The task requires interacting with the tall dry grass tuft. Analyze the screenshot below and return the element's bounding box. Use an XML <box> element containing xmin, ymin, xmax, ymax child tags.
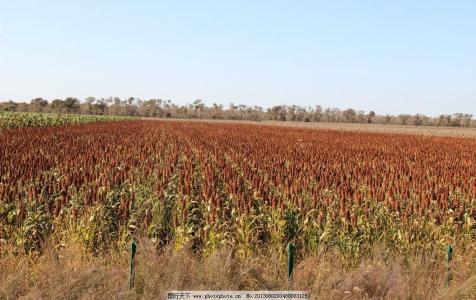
<box><xmin>2</xmin><ymin>238</ymin><xmax>476</xmax><ymax>299</ymax></box>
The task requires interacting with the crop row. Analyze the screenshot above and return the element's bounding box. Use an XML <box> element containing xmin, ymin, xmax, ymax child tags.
<box><xmin>0</xmin><ymin>111</ymin><xmax>136</xmax><ymax>129</ymax></box>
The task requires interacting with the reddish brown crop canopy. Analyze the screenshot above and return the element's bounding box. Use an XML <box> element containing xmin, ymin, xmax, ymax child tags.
<box><xmin>1</xmin><ymin>120</ymin><xmax>475</xmax><ymax>229</ymax></box>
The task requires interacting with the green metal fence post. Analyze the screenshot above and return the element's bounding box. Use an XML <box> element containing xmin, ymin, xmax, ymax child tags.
<box><xmin>130</xmin><ymin>240</ymin><xmax>137</xmax><ymax>289</ymax></box>
<box><xmin>287</xmin><ymin>242</ymin><xmax>295</xmax><ymax>289</ymax></box>
<box><xmin>446</xmin><ymin>245</ymin><xmax>453</xmax><ymax>287</ymax></box>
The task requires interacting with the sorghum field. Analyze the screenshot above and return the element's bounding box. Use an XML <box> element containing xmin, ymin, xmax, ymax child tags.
<box><xmin>2</xmin><ymin>119</ymin><xmax>476</xmax><ymax>299</ymax></box>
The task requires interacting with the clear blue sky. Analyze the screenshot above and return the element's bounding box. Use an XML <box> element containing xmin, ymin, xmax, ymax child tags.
<box><xmin>1</xmin><ymin>0</ymin><xmax>475</xmax><ymax>116</ymax></box>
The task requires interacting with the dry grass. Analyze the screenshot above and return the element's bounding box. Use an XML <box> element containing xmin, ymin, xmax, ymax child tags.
<box><xmin>146</xmin><ymin>118</ymin><xmax>476</xmax><ymax>138</ymax></box>
<box><xmin>2</xmin><ymin>240</ymin><xmax>476</xmax><ymax>299</ymax></box>
<box><xmin>261</xmin><ymin>121</ymin><xmax>476</xmax><ymax>138</ymax></box>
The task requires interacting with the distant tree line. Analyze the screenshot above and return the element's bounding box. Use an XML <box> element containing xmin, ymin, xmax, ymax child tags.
<box><xmin>0</xmin><ymin>97</ymin><xmax>474</xmax><ymax>128</ymax></box>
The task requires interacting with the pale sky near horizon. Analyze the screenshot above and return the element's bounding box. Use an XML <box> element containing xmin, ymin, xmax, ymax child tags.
<box><xmin>0</xmin><ymin>1</ymin><xmax>475</xmax><ymax>116</ymax></box>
